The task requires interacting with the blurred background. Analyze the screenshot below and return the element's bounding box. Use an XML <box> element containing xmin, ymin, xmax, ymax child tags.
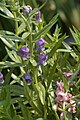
<box><xmin>0</xmin><ymin>0</ymin><xmax>80</xmax><ymax>35</ymax></box>
<box><xmin>32</xmin><ymin>0</ymin><xmax>80</xmax><ymax>35</ymax></box>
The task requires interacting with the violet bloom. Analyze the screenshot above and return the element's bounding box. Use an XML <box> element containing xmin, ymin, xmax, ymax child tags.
<box><xmin>37</xmin><ymin>53</ymin><xmax>48</xmax><ymax>65</ymax></box>
<box><xmin>36</xmin><ymin>38</ymin><xmax>46</xmax><ymax>47</ymax></box>
<box><xmin>35</xmin><ymin>46</ymin><xmax>45</xmax><ymax>52</ymax></box>
<box><xmin>35</xmin><ymin>11</ymin><xmax>41</xmax><ymax>23</ymax></box>
<box><xmin>17</xmin><ymin>47</ymin><xmax>31</xmax><ymax>58</ymax></box>
<box><xmin>35</xmin><ymin>38</ymin><xmax>46</xmax><ymax>52</ymax></box>
<box><xmin>23</xmin><ymin>5</ymin><xmax>32</xmax><ymax>14</ymax></box>
<box><xmin>0</xmin><ymin>72</ymin><xmax>4</xmax><ymax>85</ymax></box>
<box><xmin>23</xmin><ymin>74</ymin><xmax>32</xmax><ymax>85</ymax></box>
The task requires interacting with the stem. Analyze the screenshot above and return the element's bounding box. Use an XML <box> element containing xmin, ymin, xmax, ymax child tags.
<box><xmin>18</xmin><ymin>12</ymin><xmax>33</xmax><ymax>54</ymax></box>
<box><xmin>13</xmin><ymin>12</ymin><xmax>18</xmax><ymax>49</ymax></box>
<box><xmin>29</xmin><ymin>30</ymin><xmax>33</xmax><ymax>54</ymax></box>
<box><xmin>18</xmin><ymin>12</ymin><xmax>31</xmax><ymax>32</ymax></box>
<box><xmin>13</xmin><ymin>12</ymin><xmax>18</xmax><ymax>35</ymax></box>
<box><xmin>33</xmin><ymin>67</ymin><xmax>37</xmax><ymax>84</ymax></box>
<box><xmin>31</xmin><ymin>0</ymin><xmax>38</xmax><ymax>7</ymax></box>
<box><xmin>54</xmin><ymin>111</ymin><xmax>60</xmax><ymax>120</ymax></box>
<box><xmin>43</xmin><ymin>102</ymin><xmax>47</xmax><ymax>120</ymax></box>
<box><xmin>64</xmin><ymin>112</ymin><xmax>68</xmax><ymax>120</ymax></box>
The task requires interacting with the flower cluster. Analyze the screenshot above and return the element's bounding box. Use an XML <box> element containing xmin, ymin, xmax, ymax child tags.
<box><xmin>22</xmin><ymin>5</ymin><xmax>41</xmax><ymax>23</ymax></box>
<box><xmin>35</xmin><ymin>38</ymin><xmax>46</xmax><ymax>52</ymax></box>
<box><xmin>56</xmin><ymin>81</ymin><xmax>76</xmax><ymax>116</ymax></box>
<box><xmin>35</xmin><ymin>38</ymin><xmax>48</xmax><ymax>65</ymax></box>
<box><xmin>0</xmin><ymin>72</ymin><xmax>4</xmax><ymax>85</ymax></box>
<box><xmin>17</xmin><ymin>47</ymin><xmax>31</xmax><ymax>59</ymax></box>
<box><xmin>37</xmin><ymin>52</ymin><xmax>48</xmax><ymax>65</ymax></box>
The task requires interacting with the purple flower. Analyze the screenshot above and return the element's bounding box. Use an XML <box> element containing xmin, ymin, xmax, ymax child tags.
<box><xmin>35</xmin><ymin>38</ymin><xmax>46</xmax><ymax>52</ymax></box>
<box><xmin>35</xmin><ymin>45</ymin><xmax>45</xmax><ymax>52</ymax></box>
<box><xmin>36</xmin><ymin>38</ymin><xmax>46</xmax><ymax>47</ymax></box>
<box><xmin>23</xmin><ymin>5</ymin><xmax>32</xmax><ymax>14</ymax></box>
<box><xmin>37</xmin><ymin>53</ymin><xmax>48</xmax><ymax>65</ymax></box>
<box><xmin>17</xmin><ymin>47</ymin><xmax>31</xmax><ymax>58</ymax></box>
<box><xmin>35</xmin><ymin>11</ymin><xmax>41</xmax><ymax>23</ymax></box>
<box><xmin>23</xmin><ymin>74</ymin><xmax>32</xmax><ymax>85</ymax></box>
<box><xmin>0</xmin><ymin>72</ymin><xmax>4</xmax><ymax>85</ymax></box>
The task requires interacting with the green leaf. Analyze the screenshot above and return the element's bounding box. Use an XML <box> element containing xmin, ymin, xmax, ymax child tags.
<box><xmin>33</xmin><ymin>14</ymin><xmax>58</xmax><ymax>40</ymax></box>
<box><xmin>19</xmin><ymin>101</ymin><xmax>32</xmax><ymax>120</ymax></box>
<box><xmin>0</xmin><ymin>61</ymin><xmax>24</xmax><ymax>68</ymax></box>
<box><xmin>2</xmin><ymin>34</ymin><xmax>22</xmax><ymax>42</ymax></box>
<box><xmin>70</xmin><ymin>27</ymin><xmax>80</xmax><ymax>44</ymax></box>
<box><xmin>18</xmin><ymin>22</ymin><xmax>26</xmax><ymax>35</ymax></box>
<box><xmin>4</xmin><ymin>89</ymin><xmax>11</xmax><ymax>109</ymax></box>
<box><xmin>0</xmin><ymin>36</ymin><xmax>15</xmax><ymax>50</ymax></box>
<box><xmin>69</xmin><ymin>67</ymin><xmax>80</xmax><ymax>82</ymax></box>
<box><xmin>36</xmin><ymin>118</ymin><xmax>43</xmax><ymax>120</ymax></box>
<box><xmin>9</xmin><ymin>105</ymin><xmax>16</xmax><ymax>119</ymax></box>
<box><xmin>0</xmin><ymin>6</ymin><xmax>14</xmax><ymax>18</ymax></box>
<box><xmin>23</xmin><ymin>80</ymin><xmax>42</xmax><ymax>114</ymax></box>
<box><xmin>5</xmin><ymin>47</ymin><xmax>21</xmax><ymax>62</ymax></box>
<box><xmin>9</xmin><ymin>85</ymin><xmax>24</xmax><ymax>96</ymax></box>
<box><xmin>47</xmin><ymin>59</ymin><xmax>58</xmax><ymax>90</ymax></box>
<box><xmin>57</xmin><ymin>49</ymin><xmax>71</xmax><ymax>52</ymax></box>
<box><xmin>35</xmin><ymin>82</ymin><xmax>45</xmax><ymax>105</ymax></box>
<box><xmin>62</xmin><ymin>41</ymin><xmax>79</xmax><ymax>61</ymax></box>
<box><xmin>49</xmin><ymin>34</ymin><xmax>66</xmax><ymax>58</ymax></box>
<box><xmin>0</xmin><ymin>30</ymin><xmax>22</xmax><ymax>42</ymax></box>
<box><xmin>22</xmin><ymin>32</ymin><xmax>30</xmax><ymax>39</ymax></box>
<box><xmin>66</xmin><ymin>112</ymin><xmax>72</xmax><ymax>120</ymax></box>
<box><xmin>13</xmin><ymin>115</ymin><xmax>24</xmax><ymax>120</ymax></box>
<box><xmin>4</xmin><ymin>68</ymin><xmax>14</xmax><ymax>85</ymax></box>
<box><xmin>0</xmin><ymin>97</ymin><xmax>24</xmax><ymax>106</ymax></box>
<box><xmin>5</xmin><ymin>48</ymin><xmax>17</xmax><ymax>62</ymax></box>
<box><xmin>29</xmin><ymin>57</ymin><xmax>37</xmax><ymax>66</ymax></box>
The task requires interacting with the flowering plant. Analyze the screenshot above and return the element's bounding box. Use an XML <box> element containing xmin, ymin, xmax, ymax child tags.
<box><xmin>0</xmin><ymin>0</ymin><xmax>80</xmax><ymax>120</ymax></box>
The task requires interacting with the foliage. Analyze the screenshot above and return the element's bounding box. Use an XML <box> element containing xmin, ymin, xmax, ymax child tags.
<box><xmin>0</xmin><ymin>0</ymin><xmax>80</xmax><ymax>120</ymax></box>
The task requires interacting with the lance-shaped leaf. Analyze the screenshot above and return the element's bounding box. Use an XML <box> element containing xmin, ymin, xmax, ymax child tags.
<box><xmin>33</xmin><ymin>14</ymin><xmax>58</xmax><ymax>41</ymax></box>
<box><xmin>35</xmin><ymin>82</ymin><xmax>45</xmax><ymax>105</ymax></box>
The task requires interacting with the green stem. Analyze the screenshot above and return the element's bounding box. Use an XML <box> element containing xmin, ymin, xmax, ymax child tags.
<box><xmin>30</xmin><ymin>30</ymin><xmax>33</xmax><ymax>54</ymax></box>
<box><xmin>18</xmin><ymin>12</ymin><xmax>31</xmax><ymax>32</ymax></box>
<box><xmin>31</xmin><ymin>0</ymin><xmax>38</xmax><ymax>7</ymax></box>
<box><xmin>13</xmin><ymin>12</ymin><xmax>18</xmax><ymax>35</ymax></box>
<box><xmin>13</xmin><ymin>12</ymin><xmax>18</xmax><ymax>49</ymax></box>
<box><xmin>18</xmin><ymin>12</ymin><xmax>33</xmax><ymax>54</ymax></box>
<box><xmin>43</xmin><ymin>102</ymin><xmax>47</xmax><ymax>120</ymax></box>
<box><xmin>64</xmin><ymin>112</ymin><xmax>68</xmax><ymax>120</ymax></box>
<box><xmin>33</xmin><ymin>67</ymin><xmax>37</xmax><ymax>84</ymax></box>
<box><xmin>54</xmin><ymin>111</ymin><xmax>60</xmax><ymax>120</ymax></box>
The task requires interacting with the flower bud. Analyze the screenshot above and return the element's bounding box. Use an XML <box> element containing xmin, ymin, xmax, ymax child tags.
<box><xmin>35</xmin><ymin>11</ymin><xmax>41</xmax><ymax>23</ymax></box>
<box><xmin>23</xmin><ymin>74</ymin><xmax>32</xmax><ymax>85</ymax></box>
<box><xmin>52</xmin><ymin>104</ymin><xmax>57</xmax><ymax>111</ymax></box>
<box><xmin>23</xmin><ymin>5</ymin><xmax>32</xmax><ymax>14</ymax></box>
<box><xmin>0</xmin><ymin>72</ymin><xmax>4</xmax><ymax>85</ymax></box>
